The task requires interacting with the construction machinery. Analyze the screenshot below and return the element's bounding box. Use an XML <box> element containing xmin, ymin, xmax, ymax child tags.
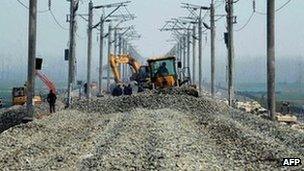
<box><xmin>109</xmin><ymin>54</ymin><xmax>192</xmax><ymax>90</ymax></box>
<box><xmin>147</xmin><ymin>56</ymin><xmax>178</xmax><ymax>88</ymax></box>
<box><xmin>12</xmin><ymin>87</ymin><xmax>27</xmax><ymax>105</ymax></box>
<box><xmin>12</xmin><ymin>71</ymin><xmax>56</xmax><ymax>106</ymax></box>
<box><xmin>109</xmin><ymin>54</ymin><xmax>150</xmax><ymax>88</ymax></box>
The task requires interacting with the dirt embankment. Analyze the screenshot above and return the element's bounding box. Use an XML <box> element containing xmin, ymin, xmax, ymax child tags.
<box><xmin>0</xmin><ymin>98</ymin><xmax>65</xmax><ymax>133</ymax></box>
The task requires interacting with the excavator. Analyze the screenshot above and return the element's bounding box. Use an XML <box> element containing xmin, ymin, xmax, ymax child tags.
<box><xmin>109</xmin><ymin>54</ymin><xmax>193</xmax><ymax>90</ymax></box>
<box><xmin>109</xmin><ymin>54</ymin><xmax>151</xmax><ymax>89</ymax></box>
<box><xmin>12</xmin><ymin>70</ymin><xmax>56</xmax><ymax>106</ymax></box>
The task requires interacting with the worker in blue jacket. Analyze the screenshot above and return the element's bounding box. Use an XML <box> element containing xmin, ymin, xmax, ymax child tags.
<box><xmin>112</xmin><ymin>85</ymin><xmax>123</xmax><ymax>96</ymax></box>
<box><xmin>123</xmin><ymin>84</ymin><xmax>133</xmax><ymax>95</ymax></box>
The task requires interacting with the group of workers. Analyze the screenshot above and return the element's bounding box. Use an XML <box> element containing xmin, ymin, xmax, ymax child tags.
<box><xmin>112</xmin><ymin>84</ymin><xmax>133</xmax><ymax>96</ymax></box>
<box><xmin>45</xmin><ymin>62</ymin><xmax>169</xmax><ymax>113</ymax></box>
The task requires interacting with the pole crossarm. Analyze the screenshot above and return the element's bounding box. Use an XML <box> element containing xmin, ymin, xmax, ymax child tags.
<box><xmin>94</xmin><ymin>1</ymin><xmax>131</xmax><ymax>9</ymax></box>
<box><xmin>108</xmin><ymin>14</ymin><xmax>136</xmax><ymax>20</ymax></box>
<box><xmin>120</xmin><ymin>26</ymin><xmax>134</xmax><ymax>36</ymax></box>
<box><xmin>92</xmin><ymin>1</ymin><xmax>133</xmax><ymax>29</ymax></box>
<box><xmin>178</xmin><ymin>17</ymin><xmax>198</xmax><ymax>24</ymax></box>
<box><xmin>181</xmin><ymin>3</ymin><xmax>210</xmax><ymax>10</ymax></box>
<box><xmin>90</xmin><ymin>6</ymin><xmax>121</xmax><ymax>29</ymax></box>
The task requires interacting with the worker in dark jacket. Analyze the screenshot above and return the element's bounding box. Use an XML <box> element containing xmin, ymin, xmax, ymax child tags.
<box><xmin>123</xmin><ymin>84</ymin><xmax>133</xmax><ymax>95</ymax></box>
<box><xmin>156</xmin><ymin>62</ymin><xmax>169</xmax><ymax>77</ymax></box>
<box><xmin>112</xmin><ymin>85</ymin><xmax>123</xmax><ymax>96</ymax></box>
<box><xmin>84</xmin><ymin>83</ymin><xmax>88</xmax><ymax>95</ymax></box>
<box><xmin>47</xmin><ymin>90</ymin><xmax>57</xmax><ymax>113</ymax></box>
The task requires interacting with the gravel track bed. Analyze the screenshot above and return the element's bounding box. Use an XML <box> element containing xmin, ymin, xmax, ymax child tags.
<box><xmin>79</xmin><ymin>108</ymin><xmax>238</xmax><ymax>170</ymax></box>
<box><xmin>0</xmin><ymin>110</ymin><xmax>117</xmax><ymax>170</ymax></box>
<box><xmin>0</xmin><ymin>91</ymin><xmax>303</xmax><ymax>170</ymax></box>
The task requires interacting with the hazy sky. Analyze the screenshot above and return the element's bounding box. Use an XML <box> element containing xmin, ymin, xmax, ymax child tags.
<box><xmin>1</xmin><ymin>0</ymin><xmax>303</xmax><ymax>56</ymax></box>
<box><xmin>0</xmin><ymin>0</ymin><xmax>303</xmax><ymax>84</ymax></box>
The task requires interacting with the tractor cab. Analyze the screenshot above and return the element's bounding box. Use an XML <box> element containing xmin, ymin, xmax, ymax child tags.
<box><xmin>147</xmin><ymin>57</ymin><xmax>178</xmax><ymax>88</ymax></box>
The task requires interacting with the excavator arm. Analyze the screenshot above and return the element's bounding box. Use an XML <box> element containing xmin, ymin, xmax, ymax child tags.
<box><xmin>109</xmin><ymin>54</ymin><xmax>142</xmax><ymax>83</ymax></box>
<box><xmin>35</xmin><ymin>70</ymin><xmax>56</xmax><ymax>94</ymax></box>
<box><xmin>12</xmin><ymin>71</ymin><xmax>56</xmax><ymax>106</ymax></box>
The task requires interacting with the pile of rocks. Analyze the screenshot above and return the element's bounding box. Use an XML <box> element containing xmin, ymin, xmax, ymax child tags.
<box><xmin>0</xmin><ymin>98</ymin><xmax>65</xmax><ymax>133</ymax></box>
<box><xmin>0</xmin><ymin>105</ymin><xmax>27</xmax><ymax>133</ymax></box>
<box><xmin>72</xmin><ymin>93</ymin><xmax>228</xmax><ymax>115</ymax></box>
<box><xmin>234</xmin><ymin>101</ymin><xmax>267</xmax><ymax>115</ymax></box>
<box><xmin>0</xmin><ymin>86</ymin><xmax>303</xmax><ymax>170</ymax></box>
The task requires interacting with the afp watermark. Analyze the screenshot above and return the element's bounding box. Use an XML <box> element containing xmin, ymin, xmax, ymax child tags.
<box><xmin>281</xmin><ymin>158</ymin><xmax>302</xmax><ymax>167</ymax></box>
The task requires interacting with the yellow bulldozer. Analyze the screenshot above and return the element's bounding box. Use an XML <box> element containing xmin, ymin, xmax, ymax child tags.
<box><xmin>12</xmin><ymin>87</ymin><xmax>42</xmax><ymax>106</ymax></box>
<box><xmin>109</xmin><ymin>54</ymin><xmax>193</xmax><ymax>90</ymax></box>
<box><xmin>12</xmin><ymin>71</ymin><xmax>56</xmax><ymax>106</ymax></box>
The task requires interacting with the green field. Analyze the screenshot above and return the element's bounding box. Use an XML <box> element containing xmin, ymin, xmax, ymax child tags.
<box><xmin>238</xmin><ymin>82</ymin><xmax>304</xmax><ymax>102</ymax></box>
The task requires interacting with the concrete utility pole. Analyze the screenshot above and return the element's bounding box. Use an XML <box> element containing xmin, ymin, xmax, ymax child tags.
<box><xmin>192</xmin><ymin>25</ymin><xmax>196</xmax><ymax>84</ymax></box>
<box><xmin>187</xmin><ymin>29</ymin><xmax>191</xmax><ymax>80</ymax></box>
<box><xmin>210</xmin><ymin>0</ymin><xmax>216</xmax><ymax>97</ymax></box>
<box><xmin>107</xmin><ymin>23</ymin><xmax>112</xmax><ymax>92</ymax></box>
<box><xmin>178</xmin><ymin>41</ymin><xmax>181</xmax><ymax>61</ymax></box>
<box><xmin>121</xmin><ymin>36</ymin><xmax>127</xmax><ymax>78</ymax></box>
<box><xmin>86</xmin><ymin>1</ymin><xmax>93</xmax><ymax>99</ymax></box>
<box><xmin>179</xmin><ymin>37</ymin><xmax>182</xmax><ymax>65</ymax></box>
<box><xmin>118</xmin><ymin>34</ymin><xmax>124</xmax><ymax>79</ymax></box>
<box><xmin>179</xmin><ymin>36</ymin><xmax>183</xmax><ymax>80</ymax></box>
<box><xmin>227</xmin><ymin>0</ymin><xmax>235</xmax><ymax>106</ymax></box>
<box><xmin>198</xmin><ymin>17</ymin><xmax>203</xmax><ymax>92</ymax></box>
<box><xmin>183</xmin><ymin>36</ymin><xmax>186</xmax><ymax>70</ymax></box>
<box><xmin>267</xmin><ymin>0</ymin><xmax>276</xmax><ymax>120</ymax></box>
<box><xmin>121</xmin><ymin>38</ymin><xmax>125</xmax><ymax>78</ymax></box>
<box><xmin>67</xmin><ymin>0</ymin><xmax>77</xmax><ymax>107</ymax></box>
<box><xmin>114</xmin><ymin>29</ymin><xmax>118</xmax><ymax>55</ymax></box>
<box><xmin>123</xmin><ymin>39</ymin><xmax>129</xmax><ymax>77</ymax></box>
<box><xmin>113</xmin><ymin>29</ymin><xmax>119</xmax><ymax>79</ymax></box>
<box><xmin>98</xmin><ymin>16</ymin><xmax>104</xmax><ymax>95</ymax></box>
<box><xmin>26</xmin><ymin>0</ymin><xmax>37</xmax><ymax>120</ymax></box>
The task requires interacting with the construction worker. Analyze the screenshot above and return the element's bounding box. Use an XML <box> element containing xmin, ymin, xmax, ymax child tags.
<box><xmin>84</xmin><ymin>83</ymin><xmax>88</xmax><ymax>95</ymax></box>
<box><xmin>156</xmin><ymin>62</ymin><xmax>169</xmax><ymax>86</ymax></box>
<box><xmin>124</xmin><ymin>84</ymin><xmax>133</xmax><ymax>95</ymax></box>
<box><xmin>47</xmin><ymin>90</ymin><xmax>57</xmax><ymax>113</ymax></box>
<box><xmin>281</xmin><ymin>101</ymin><xmax>291</xmax><ymax>115</ymax></box>
<box><xmin>112</xmin><ymin>85</ymin><xmax>123</xmax><ymax>96</ymax></box>
<box><xmin>156</xmin><ymin>62</ymin><xmax>169</xmax><ymax>77</ymax></box>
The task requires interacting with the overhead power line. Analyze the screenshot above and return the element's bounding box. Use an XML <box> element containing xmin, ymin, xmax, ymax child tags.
<box><xmin>16</xmin><ymin>0</ymin><xmax>49</xmax><ymax>13</ymax></box>
<box><xmin>49</xmin><ymin>10</ymin><xmax>69</xmax><ymax>30</ymax></box>
<box><xmin>255</xmin><ymin>0</ymin><xmax>293</xmax><ymax>15</ymax></box>
<box><xmin>235</xmin><ymin>11</ymin><xmax>254</xmax><ymax>32</ymax></box>
<box><xmin>16</xmin><ymin>0</ymin><xmax>68</xmax><ymax>30</ymax></box>
<box><xmin>236</xmin><ymin>0</ymin><xmax>293</xmax><ymax>31</ymax></box>
<box><xmin>275</xmin><ymin>0</ymin><xmax>292</xmax><ymax>12</ymax></box>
